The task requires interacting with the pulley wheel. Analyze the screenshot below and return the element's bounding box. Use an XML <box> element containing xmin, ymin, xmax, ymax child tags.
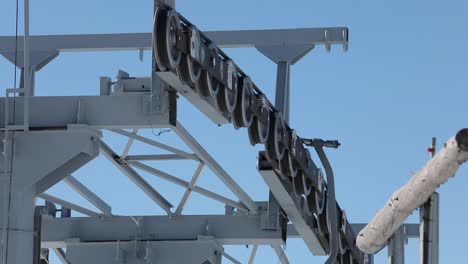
<box><xmin>187</xmin><ymin>56</ymin><xmax>202</xmax><ymax>84</ymax></box>
<box><xmin>264</xmin><ymin>130</ymin><xmax>278</xmax><ymax>168</ymax></box>
<box><xmin>301</xmin><ymin>194</ymin><xmax>313</xmax><ymax>217</ymax></box>
<box><xmin>165</xmin><ymin>9</ymin><xmax>182</xmax><ymax>70</ymax></box>
<box><xmin>306</xmin><ymin>185</ymin><xmax>318</xmax><ymax>213</ymax></box>
<box><xmin>279</xmin><ymin>149</ymin><xmax>293</xmax><ymax>179</ymax></box>
<box><xmin>257</xmin><ymin>95</ymin><xmax>270</xmax><ymax>144</ymax></box>
<box><xmin>301</xmin><ymin>172</ymin><xmax>312</xmax><ymax>196</ymax></box>
<box><xmin>233</xmin><ymin>76</ymin><xmax>254</xmax><ymax>129</ymax></box>
<box><xmin>340</xmin><ymin>210</ymin><xmax>347</xmax><ymax>235</ymax></box>
<box><xmin>248</xmin><ymin>116</ymin><xmax>261</xmax><ymax>146</ymax></box>
<box><xmin>339</xmin><ymin>251</ymin><xmax>353</xmax><ymax>264</ymax></box>
<box><xmin>288</xmin><ymin>131</ymin><xmax>300</xmax><ymax>178</ymax></box>
<box><xmin>316</xmin><ymin>193</ymin><xmax>329</xmax><ymax>237</ymax></box>
<box><xmin>217</xmin><ymin>60</ymin><xmax>238</xmax><ymax>113</ymax></box>
<box><xmin>152</xmin><ymin>6</ymin><xmax>168</xmax><ymax>71</ymax></box>
<box><xmin>187</xmin><ymin>27</ymin><xmax>203</xmax><ymax>85</ymax></box>
<box><xmin>266</xmin><ymin>112</ymin><xmax>286</xmax><ymax>161</ymax></box>
<box><xmin>303</xmin><ymin>148</ymin><xmax>312</xmax><ymax>172</ymax></box>
<box><xmin>176</xmin><ymin>53</ymin><xmax>192</xmax><ymax>86</ymax></box>
<box><xmin>338</xmin><ymin>241</ymin><xmax>348</xmax><ymax>258</ymax></box>
<box><xmin>293</xmin><ymin>170</ymin><xmax>303</xmax><ymax>196</ymax></box>
<box><xmin>314</xmin><ymin>170</ymin><xmax>326</xmax><ymax>214</ymax></box>
<box><xmin>200</xmin><ymin>44</ymin><xmax>220</xmax><ymax>97</ymax></box>
<box><xmin>189</xmin><ymin>26</ymin><xmax>204</xmax><ymax>63</ymax></box>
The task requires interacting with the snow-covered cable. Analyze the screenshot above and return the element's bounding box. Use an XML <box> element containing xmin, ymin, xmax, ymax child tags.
<box><xmin>357</xmin><ymin>129</ymin><xmax>468</xmax><ymax>254</ymax></box>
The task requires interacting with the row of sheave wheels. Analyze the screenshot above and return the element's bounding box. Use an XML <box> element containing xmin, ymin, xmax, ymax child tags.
<box><xmin>152</xmin><ymin>7</ymin><xmax>362</xmax><ymax>263</ymax></box>
<box><xmin>153</xmin><ymin>2</ymin><xmax>330</xmax><ymax>236</ymax></box>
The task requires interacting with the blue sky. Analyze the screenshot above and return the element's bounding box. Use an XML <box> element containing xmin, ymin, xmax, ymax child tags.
<box><xmin>1</xmin><ymin>0</ymin><xmax>467</xmax><ymax>263</ymax></box>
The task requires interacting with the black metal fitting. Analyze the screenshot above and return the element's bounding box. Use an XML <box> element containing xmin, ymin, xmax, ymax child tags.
<box><xmin>456</xmin><ymin>128</ymin><xmax>468</xmax><ymax>152</ymax></box>
<box><xmin>300</xmin><ymin>138</ymin><xmax>341</xmax><ymax>149</ymax></box>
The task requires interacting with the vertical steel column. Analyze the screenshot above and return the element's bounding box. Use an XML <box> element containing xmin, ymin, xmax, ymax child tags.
<box><xmin>420</xmin><ymin>138</ymin><xmax>439</xmax><ymax>264</ymax></box>
<box><xmin>274</xmin><ymin>61</ymin><xmax>291</xmax><ymax>123</ymax></box>
<box><xmin>267</xmin><ymin>61</ymin><xmax>291</xmax><ymax>235</ymax></box>
<box><xmin>1</xmin><ymin>1</ymin><xmax>34</xmax><ymax>257</ymax></box>
<box><xmin>0</xmin><ymin>186</ymin><xmax>36</xmax><ymax>264</ymax></box>
<box><xmin>23</xmin><ymin>0</ymin><xmax>30</xmax><ymax>131</ymax></box>
<box><xmin>388</xmin><ymin>226</ymin><xmax>405</xmax><ymax>264</ymax></box>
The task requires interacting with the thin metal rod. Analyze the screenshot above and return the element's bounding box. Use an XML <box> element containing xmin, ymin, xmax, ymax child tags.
<box><xmin>37</xmin><ymin>193</ymin><xmax>100</xmax><ymax>217</ymax></box>
<box><xmin>63</xmin><ymin>175</ymin><xmax>112</xmax><ymax>216</ymax></box>
<box><xmin>23</xmin><ymin>0</ymin><xmax>30</xmax><ymax>131</ymax></box>
<box><xmin>125</xmin><ymin>154</ymin><xmax>189</xmax><ymax>161</ymax></box>
<box><xmin>271</xmin><ymin>244</ymin><xmax>290</xmax><ymax>264</ymax></box>
<box><xmin>313</xmin><ymin>144</ymin><xmax>339</xmax><ymax>264</ymax></box>
<box><xmin>100</xmin><ymin>141</ymin><xmax>173</xmax><ymax>215</ymax></box>
<box><xmin>121</xmin><ymin>128</ymin><xmax>138</xmax><ymax>159</ymax></box>
<box><xmin>51</xmin><ymin>248</ymin><xmax>69</xmax><ymax>264</ymax></box>
<box><xmin>110</xmin><ymin>129</ymin><xmax>199</xmax><ymax>161</ymax></box>
<box><xmin>420</xmin><ymin>138</ymin><xmax>439</xmax><ymax>264</ymax></box>
<box><xmin>222</xmin><ymin>252</ymin><xmax>242</xmax><ymax>264</ymax></box>
<box><xmin>388</xmin><ymin>226</ymin><xmax>405</xmax><ymax>264</ymax></box>
<box><xmin>173</xmin><ymin>122</ymin><xmax>258</xmax><ymax>214</ymax></box>
<box><xmin>129</xmin><ymin>161</ymin><xmax>248</xmax><ymax>212</ymax></box>
<box><xmin>175</xmin><ymin>162</ymin><xmax>205</xmax><ymax>215</ymax></box>
<box><xmin>248</xmin><ymin>245</ymin><xmax>258</xmax><ymax>264</ymax></box>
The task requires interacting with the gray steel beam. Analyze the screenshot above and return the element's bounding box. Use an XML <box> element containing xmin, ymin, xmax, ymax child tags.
<box><xmin>248</xmin><ymin>245</ymin><xmax>258</xmax><ymax>264</ymax></box>
<box><xmin>121</xmin><ymin>128</ymin><xmax>138</xmax><ymax>159</ymax></box>
<box><xmin>40</xmin><ymin>215</ymin><xmax>284</xmax><ymax>248</ymax></box>
<box><xmin>51</xmin><ymin>248</ymin><xmax>70</xmax><ymax>264</ymax></box>
<box><xmin>222</xmin><ymin>252</ymin><xmax>242</xmax><ymax>264</ymax></box>
<box><xmin>258</xmin><ymin>167</ymin><xmax>325</xmax><ymax>255</ymax></box>
<box><xmin>420</xmin><ymin>193</ymin><xmax>439</xmax><ymax>264</ymax></box>
<box><xmin>271</xmin><ymin>244</ymin><xmax>290</xmax><ymax>264</ymax></box>
<box><xmin>100</xmin><ymin>141</ymin><xmax>173</xmax><ymax>214</ymax></box>
<box><xmin>23</xmin><ymin>0</ymin><xmax>31</xmax><ymax>130</ymax></box>
<box><xmin>274</xmin><ymin>61</ymin><xmax>291</xmax><ymax>122</ymax></box>
<box><xmin>174</xmin><ymin>122</ymin><xmax>258</xmax><ymax>214</ymax></box>
<box><xmin>156</xmin><ymin>71</ymin><xmax>230</xmax><ymax>124</ymax></box>
<box><xmin>63</xmin><ymin>175</ymin><xmax>112</xmax><ymax>216</ymax></box>
<box><xmin>109</xmin><ymin>129</ymin><xmax>198</xmax><ymax>161</ymax></box>
<box><xmin>38</xmin><ymin>193</ymin><xmax>100</xmax><ymax>218</ymax></box>
<box><xmin>388</xmin><ymin>226</ymin><xmax>405</xmax><ymax>264</ymax></box>
<box><xmin>129</xmin><ymin>161</ymin><xmax>248</xmax><ymax>212</ymax></box>
<box><xmin>0</xmin><ymin>28</ymin><xmax>348</xmax><ymax>53</ymax></box>
<box><xmin>125</xmin><ymin>154</ymin><xmax>190</xmax><ymax>161</ymax></box>
<box><xmin>66</xmin><ymin>240</ymin><xmax>222</xmax><ymax>264</ymax></box>
<box><xmin>0</xmin><ymin>95</ymin><xmax>174</xmax><ymax>129</ymax></box>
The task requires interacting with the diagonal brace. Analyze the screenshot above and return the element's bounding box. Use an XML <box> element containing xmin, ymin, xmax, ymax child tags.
<box><xmin>63</xmin><ymin>175</ymin><xmax>112</xmax><ymax>216</ymax></box>
<box><xmin>100</xmin><ymin>140</ymin><xmax>173</xmax><ymax>215</ymax></box>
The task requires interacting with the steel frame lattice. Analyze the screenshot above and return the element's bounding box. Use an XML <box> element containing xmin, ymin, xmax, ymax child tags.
<box><xmin>0</xmin><ymin>0</ymin><xmax>431</xmax><ymax>263</ymax></box>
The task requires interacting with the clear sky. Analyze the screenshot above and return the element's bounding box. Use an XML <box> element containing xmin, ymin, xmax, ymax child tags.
<box><xmin>1</xmin><ymin>0</ymin><xmax>467</xmax><ymax>263</ymax></box>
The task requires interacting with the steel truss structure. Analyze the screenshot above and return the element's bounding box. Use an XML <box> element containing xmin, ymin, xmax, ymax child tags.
<box><xmin>0</xmin><ymin>0</ymin><xmax>432</xmax><ymax>263</ymax></box>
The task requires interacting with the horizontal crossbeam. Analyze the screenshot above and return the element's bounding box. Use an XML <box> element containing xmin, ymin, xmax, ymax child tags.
<box><xmin>41</xmin><ymin>214</ymin><xmax>284</xmax><ymax>248</ymax></box>
<box><xmin>0</xmin><ymin>95</ymin><xmax>175</xmax><ymax>129</ymax></box>
<box><xmin>0</xmin><ymin>28</ymin><xmax>348</xmax><ymax>53</ymax></box>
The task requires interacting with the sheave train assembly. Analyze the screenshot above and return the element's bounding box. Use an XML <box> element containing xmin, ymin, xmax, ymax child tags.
<box><xmin>151</xmin><ymin>3</ymin><xmax>364</xmax><ymax>264</ymax></box>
